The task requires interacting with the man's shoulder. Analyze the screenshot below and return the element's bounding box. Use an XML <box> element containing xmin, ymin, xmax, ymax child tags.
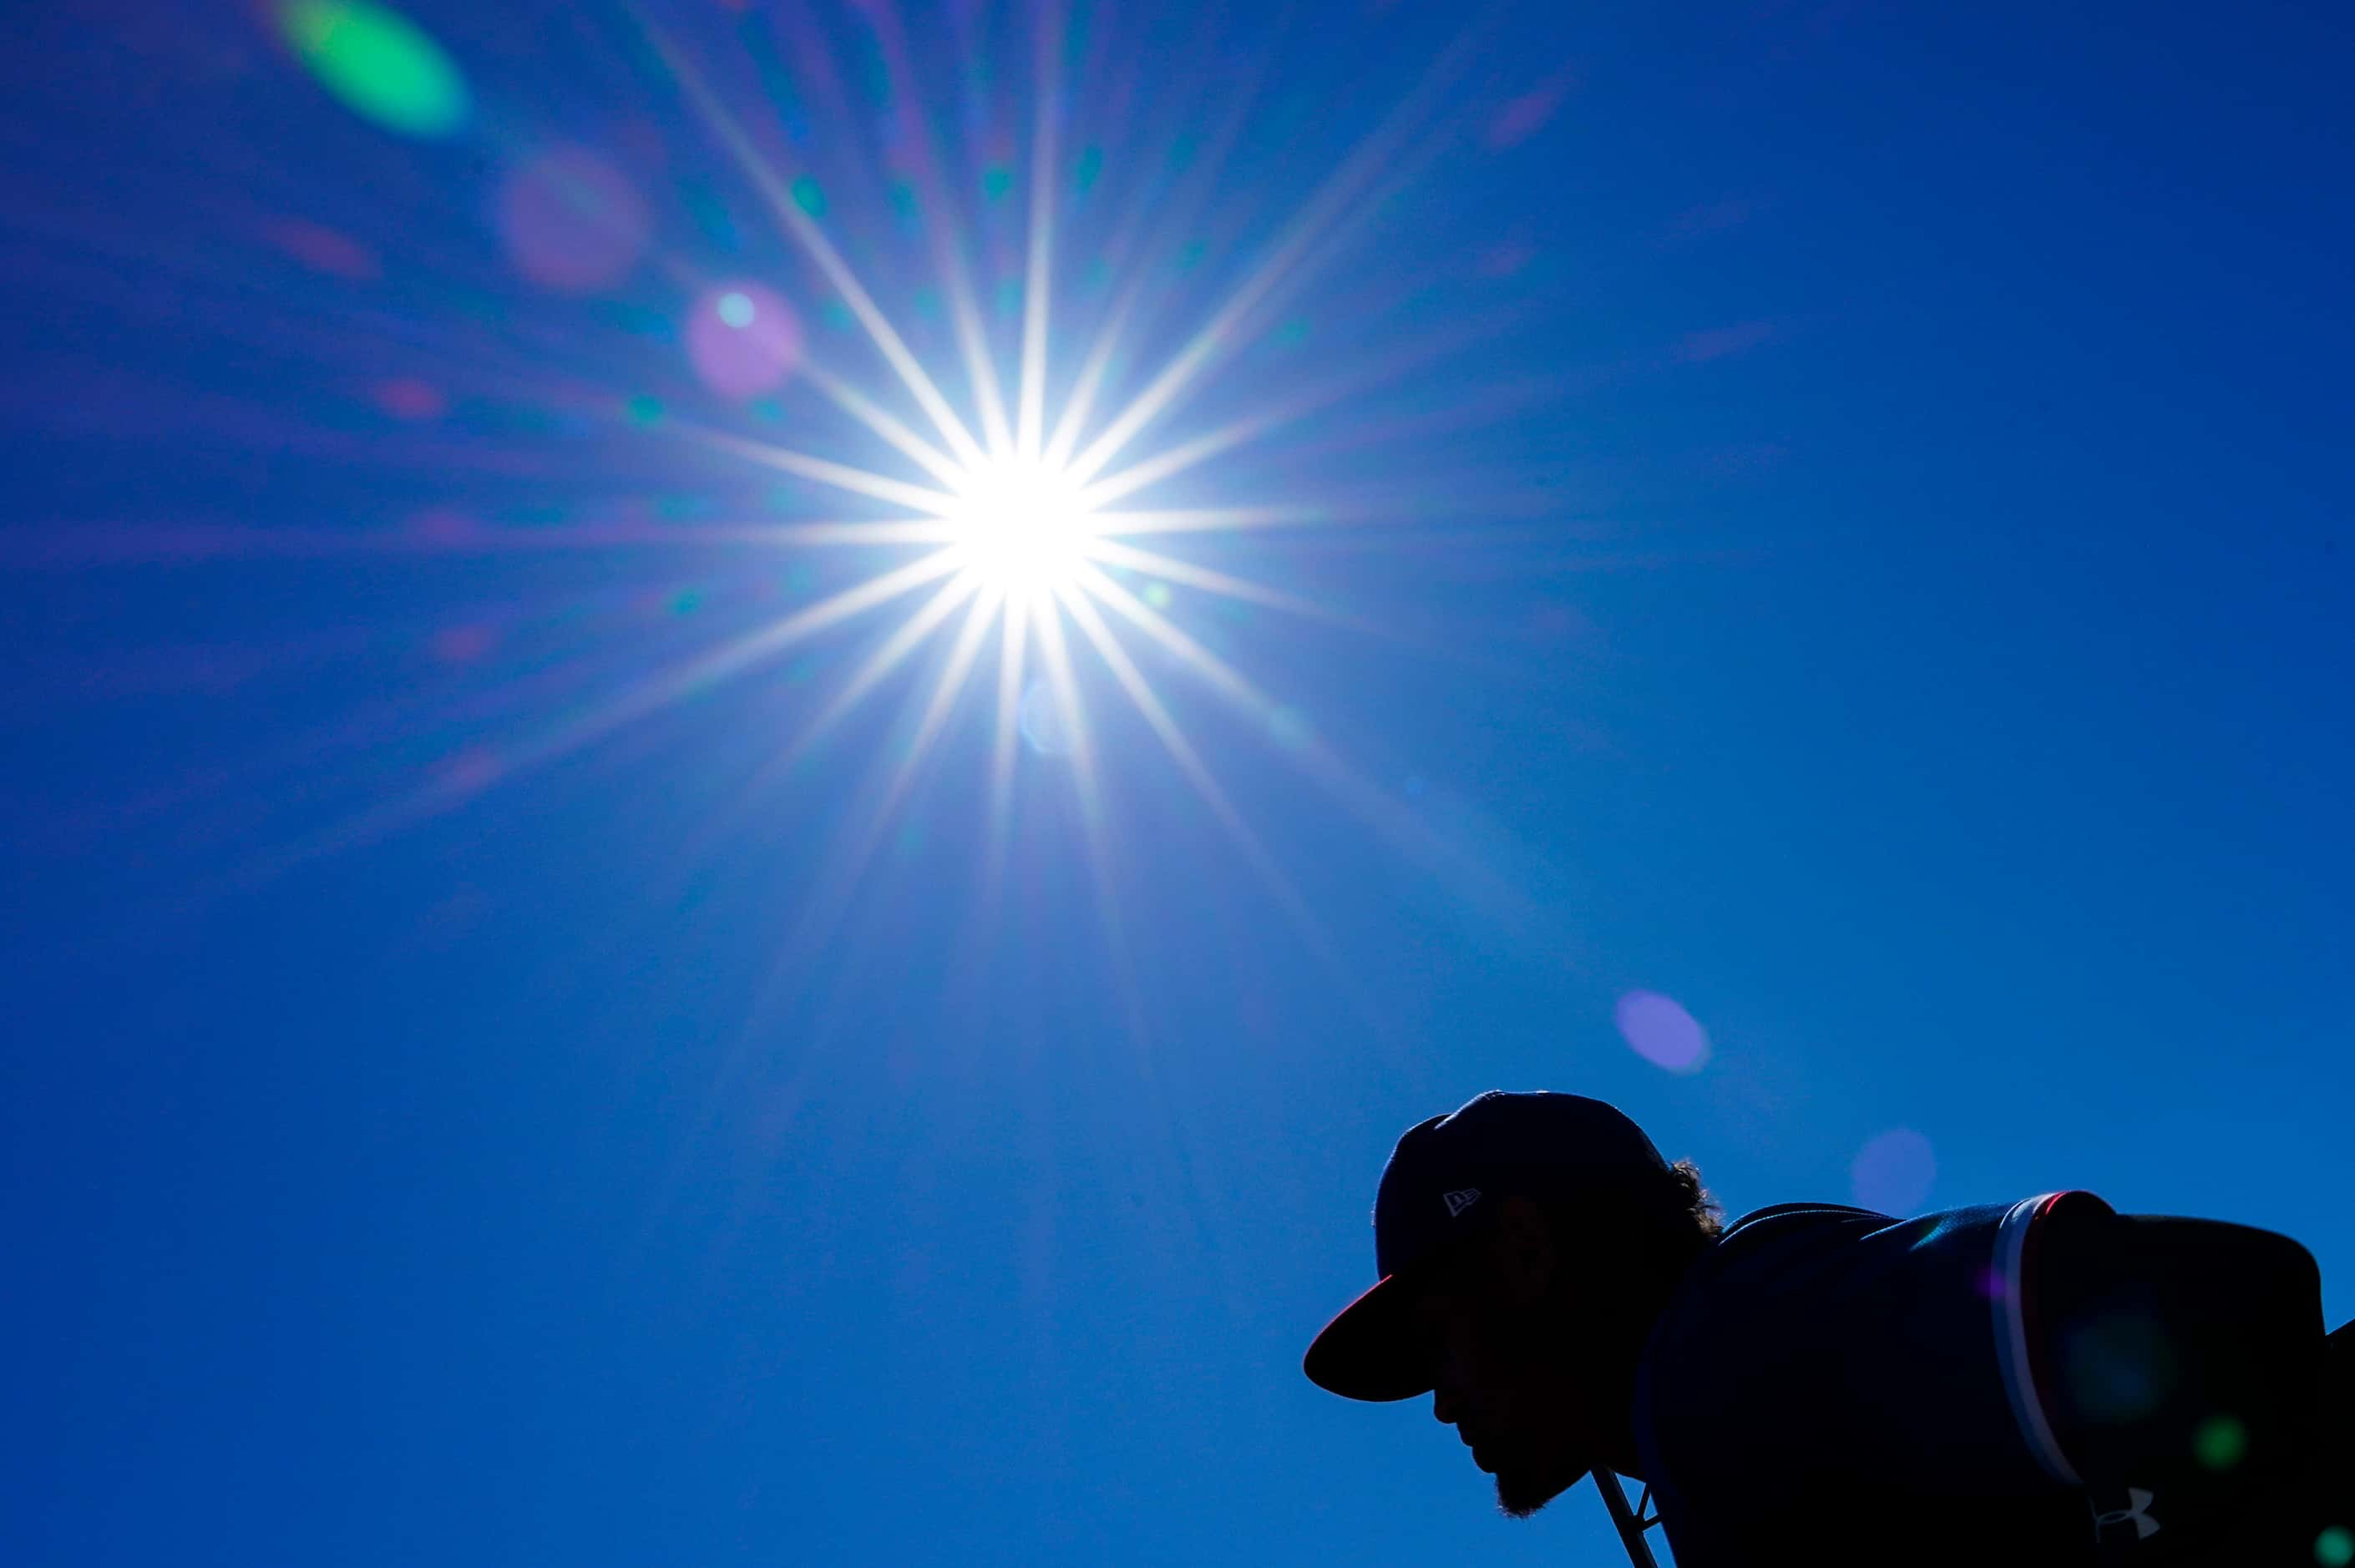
<box><xmin>1661</xmin><ymin>1198</ymin><xmax>2030</xmax><ymax>1346</ymax></box>
<box><xmin>1644</xmin><ymin>1196</ymin><xmax>2055</xmax><ymax>1418</ymax></box>
<box><xmin>1698</xmin><ymin>1200</ymin><xmax>1911</xmax><ymax>1282</ymax></box>
<box><xmin>1719</xmin><ymin>1200</ymin><xmax>1892</xmax><ymax>1242</ymax></box>
<box><xmin>1705</xmin><ymin>1198</ymin><xmax>2023</xmax><ymax>1272</ymax></box>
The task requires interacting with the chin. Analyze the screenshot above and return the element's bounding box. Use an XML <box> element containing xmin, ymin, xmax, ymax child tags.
<box><xmin>1493</xmin><ymin>1468</ymin><xmax>1570</xmax><ymax>1520</ymax></box>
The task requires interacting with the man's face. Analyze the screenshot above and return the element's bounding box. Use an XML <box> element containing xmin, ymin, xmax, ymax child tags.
<box><xmin>1412</xmin><ymin>1220</ymin><xmax>1597</xmax><ymax>1519</ymax></box>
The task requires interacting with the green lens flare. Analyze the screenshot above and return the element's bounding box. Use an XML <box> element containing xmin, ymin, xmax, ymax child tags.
<box><xmin>2192</xmin><ymin>1414</ymin><xmax>2247</xmax><ymax>1470</ymax></box>
<box><xmin>281</xmin><ymin>1</ymin><xmax>468</xmax><ymax>139</ymax></box>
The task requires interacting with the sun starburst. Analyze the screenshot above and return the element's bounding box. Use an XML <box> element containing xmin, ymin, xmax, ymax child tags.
<box><xmin>263</xmin><ymin>5</ymin><xmax>1507</xmax><ymax>982</ymax></box>
<box><xmin>936</xmin><ymin>452</ymin><xmax>1101</xmax><ymax>597</ymax></box>
<box><xmin>497</xmin><ymin>6</ymin><xmax>1506</xmax><ymax>969</ymax></box>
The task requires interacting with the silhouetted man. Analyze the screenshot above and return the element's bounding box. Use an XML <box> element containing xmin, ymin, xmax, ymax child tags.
<box><xmin>1304</xmin><ymin>1090</ymin><xmax>2348</xmax><ymax>1565</ymax></box>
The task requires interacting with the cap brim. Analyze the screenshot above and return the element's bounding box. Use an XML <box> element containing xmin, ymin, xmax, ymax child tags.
<box><xmin>1303</xmin><ymin>1272</ymin><xmax>1435</xmax><ymax>1402</ymax></box>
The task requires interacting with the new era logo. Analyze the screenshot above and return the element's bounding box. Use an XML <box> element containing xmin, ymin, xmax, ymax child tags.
<box><xmin>1444</xmin><ymin>1188</ymin><xmax>1482</xmax><ymax>1217</ymax></box>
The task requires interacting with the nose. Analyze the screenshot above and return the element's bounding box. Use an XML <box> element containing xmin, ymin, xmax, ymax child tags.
<box><xmin>1431</xmin><ymin>1383</ymin><xmax>1461</xmax><ymax>1427</ymax></box>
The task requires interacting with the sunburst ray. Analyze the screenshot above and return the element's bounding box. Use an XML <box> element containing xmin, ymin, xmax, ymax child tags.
<box><xmin>1079</xmin><ymin>538</ymin><xmax>1349</xmax><ymax>626</ymax></box>
<box><xmin>1015</xmin><ymin>3</ymin><xmax>1066</xmax><ymax>464</ymax></box>
<box><xmin>641</xmin><ymin>13</ymin><xmax>989</xmax><ymax>469</ymax></box>
<box><xmin>1061</xmin><ymin>37</ymin><xmax>1481</xmax><ymax>488</ymax></box>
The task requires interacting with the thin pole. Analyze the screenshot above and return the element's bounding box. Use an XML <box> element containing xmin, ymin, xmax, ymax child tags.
<box><xmin>1594</xmin><ymin>1468</ymin><xmax>1660</xmax><ymax>1568</ymax></box>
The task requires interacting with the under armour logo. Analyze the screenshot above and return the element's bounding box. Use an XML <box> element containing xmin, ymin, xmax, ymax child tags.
<box><xmin>2092</xmin><ymin>1489</ymin><xmax>2161</xmax><ymax>1542</ymax></box>
<box><xmin>1444</xmin><ymin>1188</ymin><xmax>1482</xmax><ymax>1217</ymax></box>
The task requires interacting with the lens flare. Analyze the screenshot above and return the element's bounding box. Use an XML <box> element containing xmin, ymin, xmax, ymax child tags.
<box><xmin>496</xmin><ymin>146</ymin><xmax>649</xmax><ymax>293</ymax></box>
<box><xmin>1615</xmin><ymin>989</ymin><xmax>1711</xmax><ymax>1075</ymax></box>
<box><xmin>2193</xmin><ymin>1414</ymin><xmax>2248</xmax><ymax>1471</ymax></box>
<box><xmin>1851</xmin><ymin>1128</ymin><xmax>1937</xmax><ymax>1215</ymax></box>
<box><xmin>280</xmin><ymin>0</ymin><xmax>468</xmax><ymax>139</ymax></box>
<box><xmin>687</xmin><ymin>282</ymin><xmax>803</xmax><ymax>398</ymax></box>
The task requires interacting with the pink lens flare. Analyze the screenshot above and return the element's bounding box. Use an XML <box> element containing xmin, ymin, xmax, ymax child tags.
<box><xmin>1613</xmin><ymin>989</ymin><xmax>1711</xmax><ymax>1075</ymax></box>
<box><xmin>686</xmin><ymin>282</ymin><xmax>804</xmax><ymax>399</ymax></box>
<box><xmin>496</xmin><ymin>146</ymin><xmax>650</xmax><ymax>294</ymax></box>
<box><xmin>372</xmin><ymin>378</ymin><xmax>446</xmax><ymax>420</ymax></box>
<box><xmin>1851</xmin><ymin>1128</ymin><xmax>1937</xmax><ymax>1216</ymax></box>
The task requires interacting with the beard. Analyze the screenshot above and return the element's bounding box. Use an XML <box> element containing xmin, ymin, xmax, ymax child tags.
<box><xmin>1494</xmin><ymin>1461</ymin><xmax>1586</xmax><ymax>1520</ymax></box>
<box><xmin>1495</xmin><ymin>1474</ymin><xmax>1552</xmax><ymax>1520</ymax></box>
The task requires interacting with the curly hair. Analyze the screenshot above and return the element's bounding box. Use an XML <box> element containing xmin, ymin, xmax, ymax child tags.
<box><xmin>1668</xmin><ymin>1156</ymin><xmax>1726</xmax><ymax>1246</ymax></box>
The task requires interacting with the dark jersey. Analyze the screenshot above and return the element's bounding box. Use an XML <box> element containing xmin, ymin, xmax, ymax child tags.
<box><xmin>1628</xmin><ymin>1192</ymin><xmax>2342</xmax><ymax>1566</ymax></box>
<box><xmin>1630</xmin><ymin>1193</ymin><xmax>2122</xmax><ymax>1566</ymax></box>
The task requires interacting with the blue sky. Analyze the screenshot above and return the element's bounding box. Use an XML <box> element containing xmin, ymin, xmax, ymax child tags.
<box><xmin>3</xmin><ymin>3</ymin><xmax>2349</xmax><ymax>1565</ymax></box>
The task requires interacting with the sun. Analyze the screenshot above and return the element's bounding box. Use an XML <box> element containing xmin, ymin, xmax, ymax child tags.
<box><xmin>943</xmin><ymin>453</ymin><xmax>1099</xmax><ymax>595</ymax></box>
<box><xmin>393</xmin><ymin>11</ymin><xmax>1442</xmax><ymax>970</ymax></box>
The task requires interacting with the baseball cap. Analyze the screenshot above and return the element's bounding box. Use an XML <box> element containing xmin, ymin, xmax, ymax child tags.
<box><xmin>1303</xmin><ymin>1090</ymin><xmax>1676</xmax><ymax>1402</ymax></box>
